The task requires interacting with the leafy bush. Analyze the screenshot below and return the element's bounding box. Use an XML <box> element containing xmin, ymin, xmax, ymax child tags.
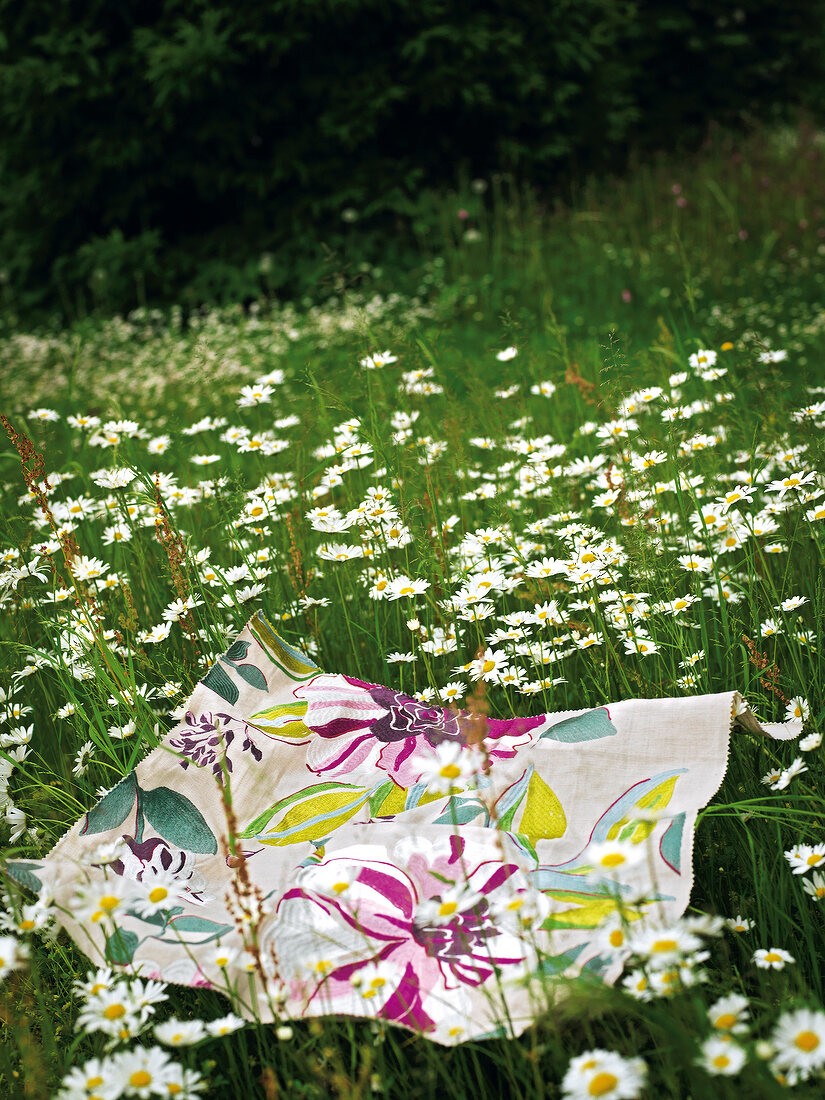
<box><xmin>1</xmin><ymin>0</ymin><xmax>824</xmax><ymax>321</ymax></box>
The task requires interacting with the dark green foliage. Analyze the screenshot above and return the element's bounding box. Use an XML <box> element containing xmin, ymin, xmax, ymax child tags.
<box><xmin>1</xmin><ymin>0</ymin><xmax>824</xmax><ymax>321</ymax></box>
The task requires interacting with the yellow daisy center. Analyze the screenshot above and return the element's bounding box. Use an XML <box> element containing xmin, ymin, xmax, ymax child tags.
<box><xmin>130</xmin><ymin>1071</ymin><xmax>152</xmax><ymax>1088</ymax></box>
<box><xmin>438</xmin><ymin>900</ymin><xmax>458</xmax><ymax>917</ymax></box>
<box><xmin>589</xmin><ymin>1072</ymin><xmax>619</xmax><ymax>1096</ymax></box>
<box><xmin>712</xmin><ymin>1055</ymin><xmax>730</xmax><ymax>1069</ymax></box>
<box><xmin>795</xmin><ymin>1031</ymin><xmax>820</xmax><ymax>1052</ymax></box>
<box><xmin>715</xmin><ymin>1013</ymin><xmax>737</xmax><ymax>1029</ymax></box>
<box><xmin>764</xmin><ymin>952</ymin><xmax>783</xmax><ymax>963</ymax></box>
<box><xmin>440</xmin><ymin>763</ymin><xmax>461</xmax><ymax>780</ymax></box>
<box><xmin>651</xmin><ymin>938</ymin><xmax>678</xmax><ymax>953</ymax></box>
<box><xmin>149</xmin><ymin>886</ymin><xmax>169</xmax><ymax>904</ymax></box>
<box><xmin>103</xmin><ymin>1004</ymin><xmax>126</xmax><ymax>1020</ymax></box>
<box><xmin>600</xmin><ymin>853</ymin><xmax>626</xmax><ymax>868</ymax></box>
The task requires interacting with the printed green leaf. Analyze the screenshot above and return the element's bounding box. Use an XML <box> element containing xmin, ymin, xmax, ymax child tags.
<box><xmin>369</xmin><ymin>779</ymin><xmax>395</xmax><ymax>816</ymax></box>
<box><xmin>4</xmin><ymin>861</ymin><xmax>43</xmax><ymax>893</ymax></box>
<box><xmin>234</xmin><ymin>662</ymin><xmax>267</xmax><ymax>691</ymax></box>
<box><xmin>105</xmin><ymin>927</ymin><xmax>139</xmax><ymax>965</ymax></box>
<box><xmin>81</xmin><ymin>772</ymin><xmax>137</xmax><ymax>836</ymax></box>
<box><xmin>141</xmin><ymin>786</ymin><xmax>217</xmax><ymax>854</ymax></box>
<box><xmin>224</xmin><ymin>640</ymin><xmax>250</xmax><ymax>662</ymax></box>
<box><xmin>201</xmin><ymin>663</ymin><xmax>239</xmax><ymax>705</ymax></box>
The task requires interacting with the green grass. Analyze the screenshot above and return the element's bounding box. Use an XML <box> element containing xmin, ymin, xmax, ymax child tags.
<box><xmin>1</xmin><ymin>122</ymin><xmax>824</xmax><ymax>1098</ymax></box>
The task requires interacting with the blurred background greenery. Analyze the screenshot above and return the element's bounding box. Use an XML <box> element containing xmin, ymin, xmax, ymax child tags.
<box><xmin>1</xmin><ymin>0</ymin><xmax>824</xmax><ymax>326</ymax></box>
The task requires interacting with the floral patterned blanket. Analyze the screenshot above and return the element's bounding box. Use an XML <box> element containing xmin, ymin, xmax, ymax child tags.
<box><xmin>7</xmin><ymin>612</ymin><xmax>800</xmax><ymax>1044</ymax></box>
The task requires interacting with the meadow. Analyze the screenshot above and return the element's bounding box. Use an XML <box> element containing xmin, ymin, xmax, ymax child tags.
<box><xmin>1</xmin><ymin>123</ymin><xmax>825</xmax><ymax>1098</ymax></box>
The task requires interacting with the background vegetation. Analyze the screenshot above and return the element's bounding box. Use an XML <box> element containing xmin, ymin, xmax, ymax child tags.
<box><xmin>2</xmin><ymin>0</ymin><xmax>825</xmax><ymax>323</ymax></box>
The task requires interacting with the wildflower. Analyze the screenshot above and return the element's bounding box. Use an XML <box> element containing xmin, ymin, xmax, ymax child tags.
<box><xmin>0</xmin><ymin>935</ymin><xmax>28</xmax><ymax>980</ymax></box>
<box><xmin>276</xmin><ymin>1025</ymin><xmax>294</xmax><ymax>1040</ymax></box>
<box><xmin>418</xmin><ymin>742</ymin><xmax>478</xmax><ymax>795</ymax></box>
<box><xmin>708</xmin><ymin>993</ymin><xmax>750</xmax><ymax>1035</ymax></box>
<box><xmin>771</xmin><ymin>1007</ymin><xmax>825</xmax><ymax>1077</ymax></box>
<box><xmin>154</xmin><ymin>1017</ymin><xmax>207</xmax><ymax>1046</ymax></box>
<box><xmin>1</xmin><ymin>899</ymin><xmax>52</xmax><ymax>936</ymax></box>
<box><xmin>622</xmin><ymin>969</ymin><xmax>653</xmax><ymax>1001</ymax></box>
<box><xmin>561</xmin><ymin>1048</ymin><xmax>647</xmax><ymax>1099</ymax></box>
<box><xmin>761</xmin><ymin>767</ymin><xmax>783</xmax><ymax>789</ymax></box>
<box><xmin>360</xmin><ymin>350</ymin><xmax>397</xmax><ymax>369</ymax></box>
<box><xmin>622</xmin><ymin>636</ymin><xmax>659</xmax><ymax>656</ymax></box>
<box><xmin>779</xmin><ymin>595</ymin><xmax>809</xmax><ymax>612</ymax></box>
<box><xmin>56</xmin><ymin>1056</ymin><xmax>123</xmax><ymax>1100</ymax></box>
<box><xmin>585</xmin><ymin>840</ymin><xmax>643</xmax><ymax>880</ymax></box>
<box><xmin>753</xmin><ymin>947</ymin><xmax>795</xmax><ymax>970</ymax></box>
<box><xmin>689</xmin><ymin>349</ymin><xmax>717</xmax><ymax>371</ymax></box>
<box><xmin>75</xmin><ymin>987</ymin><xmax>145</xmax><ymax>1039</ymax></box>
<box><xmin>696</xmin><ymin>1036</ymin><xmax>747</xmax><ymax>1077</ymax></box>
<box><xmin>71</xmin><ymin>876</ymin><xmax>138</xmax><ymax>924</ymax></box>
<box><xmin>802</xmin><ymin>872</ymin><xmax>825</xmax><ymax>901</ymax></box>
<box><xmin>299</xmin><ymin>860</ymin><xmax>359</xmax><ymax>899</ymax></box>
<box><xmin>800</xmin><ymin>731</ymin><xmax>822</xmax><ymax>752</ymax></box>
<box><xmin>210</xmin><ymin>944</ymin><xmax>238</xmax><ymax>971</ymax></box>
<box><xmin>113</xmin><ymin>1046</ymin><xmax>177</xmax><ymax>1097</ymax></box>
<box><xmin>132</xmin><ymin>871</ymin><xmax>189</xmax><ymax>918</ymax></box>
<box><xmin>774</xmin><ymin>757</ymin><xmax>808</xmax><ymax>790</ymax></box>
<box><xmin>237</xmin><ymin>383</ymin><xmax>275</xmax><ymax>407</ymax></box>
<box><xmin>205</xmin><ymin>1013</ymin><xmax>245</xmax><ymax>1037</ymax></box>
<box><xmin>496</xmin><ymin>346</ymin><xmax>518</xmax><ymax>361</ymax></box>
<box><xmin>725</xmin><ymin>915</ymin><xmax>754</xmax><ymax>933</ymax></box>
<box><xmin>784</xmin><ymin>843</ymin><xmax>825</xmax><ymax>874</ymax></box>
<box><xmin>416</xmin><ymin>884</ymin><xmax>482</xmax><ymax>926</ymax></box>
<box><xmin>386</xmin><ymin>576</ymin><xmax>430</xmax><ymax>600</ymax></box>
<box><xmin>785</xmin><ymin>697</ymin><xmax>810</xmax><ymax>722</ymax></box>
<box><xmin>470</xmin><ymin>648</ymin><xmax>508</xmax><ymax>682</ymax></box>
<box><xmin>629</xmin><ymin>924</ymin><xmax>703</xmax><ymax>969</ymax></box>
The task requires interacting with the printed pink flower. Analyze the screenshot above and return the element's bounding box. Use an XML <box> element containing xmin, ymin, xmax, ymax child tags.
<box><xmin>298</xmin><ymin>674</ymin><xmax>541</xmax><ymax>786</ymax></box>
<box><xmin>260</xmin><ymin>833</ymin><xmax>539</xmax><ymax>1036</ymax></box>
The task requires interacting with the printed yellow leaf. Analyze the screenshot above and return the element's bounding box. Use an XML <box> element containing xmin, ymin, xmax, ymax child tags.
<box><xmin>606</xmin><ymin>775</ymin><xmax>679</xmax><ymax>843</ymax></box>
<box><xmin>518</xmin><ymin>772</ymin><xmax>567</xmax><ymax>841</ymax></box>
<box><xmin>377</xmin><ymin>783</ymin><xmax>407</xmax><ymax>816</ymax></box>
<box><xmin>258</xmin><ymin>788</ymin><xmax>369</xmax><ymax>846</ymax></box>
<box><xmin>246</xmin><ymin>699</ymin><xmax>310</xmax><ymax>739</ymax></box>
<box><xmin>544</xmin><ymin>893</ymin><xmax>622</xmax><ymax>930</ymax></box>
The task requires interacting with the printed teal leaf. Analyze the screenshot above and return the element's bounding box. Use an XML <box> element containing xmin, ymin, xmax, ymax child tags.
<box><xmin>234</xmin><ymin>662</ymin><xmax>267</xmax><ymax>691</ymax></box>
<box><xmin>224</xmin><ymin>640</ymin><xmax>250</xmax><ymax>662</ymax></box>
<box><xmin>541</xmin><ymin>709</ymin><xmax>617</xmax><ymax>743</ymax></box>
<box><xmin>659</xmin><ymin>812</ymin><xmax>685</xmax><ymax>873</ymax></box>
<box><xmin>161</xmin><ymin>915</ymin><xmax>234</xmax><ymax>944</ymax></box>
<box><xmin>201</xmin><ymin>663</ymin><xmax>239</xmax><ymax>705</ymax></box>
<box><xmin>433</xmin><ymin>796</ymin><xmax>488</xmax><ymax>826</ymax></box>
<box><xmin>135</xmin><ymin>907</ymin><xmax>184</xmax><ymax>927</ymax></box>
<box><xmin>105</xmin><ymin>927</ymin><xmax>139</xmax><ymax>965</ymax></box>
<box><xmin>81</xmin><ymin>772</ymin><xmax>137</xmax><ymax>835</ymax></box>
<box><xmin>170</xmin><ymin>916</ymin><xmax>234</xmax><ymax>935</ymax></box>
<box><xmin>141</xmin><ymin>786</ymin><xmax>217</xmax><ymax>854</ymax></box>
<box><xmin>4</xmin><ymin>861</ymin><xmax>43</xmax><ymax>893</ymax></box>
